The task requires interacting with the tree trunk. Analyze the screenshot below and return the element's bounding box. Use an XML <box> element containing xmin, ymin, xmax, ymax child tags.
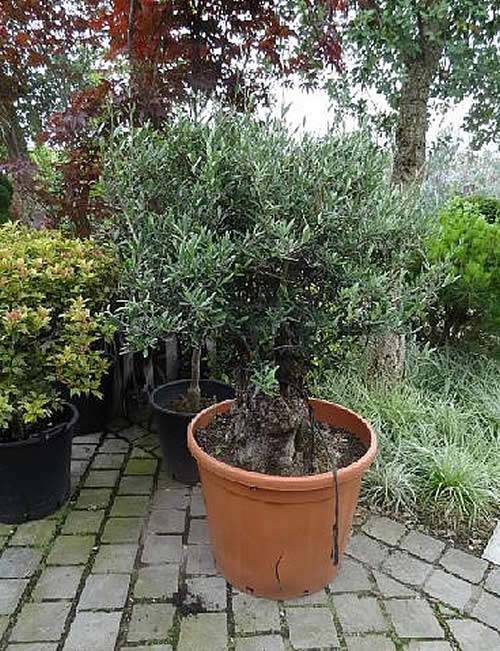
<box><xmin>0</xmin><ymin>74</ymin><xmax>27</xmax><ymax>160</ymax></box>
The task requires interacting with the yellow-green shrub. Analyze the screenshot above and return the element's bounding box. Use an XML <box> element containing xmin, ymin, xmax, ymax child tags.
<box><xmin>0</xmin><ymin>223</ymin><xmax>116</xmax><ymax>440</ymax></box>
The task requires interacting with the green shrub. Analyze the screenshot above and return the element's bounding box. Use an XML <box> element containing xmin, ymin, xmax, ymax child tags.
<box><xmin>0</xmin><ymin>223</ymin><xmax>116</xmax><ymax>440</ymax></box>
<box><xmin>426</xmin><ymin>195</ymin><xmax>500</xmax><ymax>340</ymax></box>
<box><xmin>0</xmin><ymin>175</ymin><xmax>13</xmax><ymax>224</ymax></box>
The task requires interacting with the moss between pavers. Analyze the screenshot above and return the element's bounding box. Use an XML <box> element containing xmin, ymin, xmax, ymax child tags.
<box><xmin>125</xmin><ymin>458</ymin><xmax>158</xmax><ymax>475</ymax></box>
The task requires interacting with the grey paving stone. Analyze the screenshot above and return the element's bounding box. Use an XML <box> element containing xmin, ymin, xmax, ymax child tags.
<box><xmin>332</xmin><ymin>594</ymin><xmax>386</xmax><ymax>634</ymax></box>
<box><xmin>78</xmin><ymin>573</ymin><xmax>130</xmax><ymax>610</ymax></box>
<box><xmin>400</xmin><ymin>531</ymin><xmax>446</xmax><ymax>562</ymax></box>
<box><xmin>127</xmin><ymin>603</ymin><xmax>175</xmax><ymax>642</ymax></box>
<box><xmin>92</xmin><ymin>453</ymin><xmax>125</xmax><ymax>469</ymax></box>
<box><xmin>447</xmin><ymin>617</ymin><xmax>500</xmax><ymax>651</ymax></box>
<box><xmin>72</xmin><ymin>444</ymin><xmax>97</xmax><ymax>459</ymax></box>
<box><xmin>406</xmin><ymin>643</ymin><xmax>452</xmax><ymax>650</ymax></box>
<box><xmin>233</xmin><ymin>592</ymin><xmax>280</xmax><ymax>633</ymax></box>
<box><xmin>346</xmin><ymin>635</ymin><xmax>396</xmax><ymax>651</ymax></box>
<box><xmin>73</xmin><ymin>433</ymin><xmax>102</xmax><ymax>444</ymax></box>
<box><xmin>99</xmin><ymin>437</ymin><xmax>130</xmax><ymax>453</ymax></box>
<box><xmin>110</xmin><ymin>495</ymin><xmax>150</xmax><ymax>517</ymax></box>
<box><xmin>188</xmin><ymin>519</ymin><xmax>210</xmax><ymax>544</ymax></box>
<box><xmin>482</xmin><ymin>521</ymin><xmax>500</xmax><ymax>565</ymax></box>
<box><xmin>372</xmin><ymin>571</ymin><xmax>416</xmax><ymax>597</ymax></box>
<box><xmin>116</xmin><ymin>424</ymin><xmax>146</xmax><ymax>441</ymax></box>
<box><xmin>125</xmin><ymin>458</ymin><xmax>158</xmax><ymax>475</ymax></box>
<box><xmin>235</xmin><ymin>636</ymin><xmax>285</xmax><ymax>651</ymax></box>
<box><xmin>32</xmin><ymin>566</ymin><xmax>85</xmax><ymax>600</ymax></box>
<box><xmin>485</xmin><ymin>568</ymin><xmax>500</xmax><ymax>596</ymax></box>
<box><xmin>0</xmin><ymin>615</ymin><xmax>8</xmax><ymax>637</ymax></box>
<box><xmin>75</xmin><ymin>488</ymin><xmax>113</xmax><ymax>510</ymax></box>
<box><xmin>346</xmin><ymin>533</ymin><xmax>390</xmax><ymax>567</ymax></box>
<box><xmin>92</xmin><ymin>543</ymin><xmax>138</xmax><ymax>573</ymax></box>
<box><xmin>0</xmin><ymin>578</ymin><xmax>28</xmax><ymax>615</ymax></box>
<box><xmin>10</xmin><ymin>520</ymin><xmax>57</xmax><ymax>546</ymax></box>
<box><xmin>10</xmin><ymin>602</ymin><xmax>71</xmax><ymax>642</ymax></box>
<box><xmin>148</xmin><ymin>508</ymin><xmax>186</xmax><ymax>533</ymax></box>
<box><xmin>118</xmin><ymin>475</ymin><xmax>154</xmax><ymax>495</ymax></box>
<box><xmin>0</xmin><ymin>547</ymin><xmax>42</xmax><ymax>578</ymax></box>
<box><xmin>6</xmin><ymin>644</ymin><xmax>58</xmax><ymax>651</ymax></box>
<box><xmin>46</xmin><ymin>535</ymin><xmax>95</xmax><ymax>565</ymax></box>
<box><xmin>62</xmin><ymin>510</ymin><xmax>105</xmax><ymax>534</ymax></box>
<box><xmin>190</xmin><ymin>493</ymin><xmax>206</xmax><ymax>517</ymax></box>
<box><xmin>439</xmin><ymin>547</ymin><xmax>488</xmax><ymax>584</ymax></box>
<box><xmin>102</xmin><ymin>517</ymin><xmax>143</xmax><ymax>543</ymax></box>
<box><xmin>186</xmin><ymin>544</ymin><xmax>217</xmax><ymax>575</ymax></box>
<box><xmin>362</xmin><ymin>516</ymin><xmax>407</xmax><ymax>546</ymax></box>
<box><xmin>142</xmin><ymin>534</ymin><xmax>183</xmax><ymax>564</ymax></box>
<box><xmin>64</xmin><ymin>611</ymin><xmax>122</xmax><ymax>651</ymax></box>
<box><xmin>287</xmin><ymin>606</ymin><xmax>339</xmax><ymax>649</ymax></box>
<box><xmin>0</xmin><ymin>523</ymin><xmax>14</xmax><ymax>535</ymax></box>
<box><xmin>471</xmin><ymin>589</ymin><xmax>500</xmax><ymax>631</ymax></box>
<box><xmin>385</xmin><ymin>598</ymin><xmax>445</xmax><ymax>639</ymax></box>
<box><xmin>329</xmin><ymin>557</ymin><xmax>372</xmax><ymax>593</ymax></box>
<box><xmin>153</xmin><ymin>488</ymin><xmax>189</xmax><ymax>510</ymax></box>
<box><xmin>423</xmin><ymin>568</ymin><xmax>475</xmax><ymax>610</ymax></box>
<box><xmin>177</xmin><ymin>612</ymin><xmax>227</xmax><ymax>651</ymax></box>
<box><xmin>186</xmin><ymin>576</ymin><xmax>227</xmax><ymax>611</ymax></box>
<box><xmin>134</xmin><ymin>564</ymin><xmax>179</xmax><ymax>598</ymax></box>
<box><xmin>382</xmin><ymin>551</ymin><xmax>433</xmax><ymax>587</ymax></box>
<box><xmin>130</xmin><ymin>446</ymin><xmax>155</xmax><ymax>459</ymax></box>
<box><xmin>120</xmin><ymin>646</ymin><xmax>172</xmax><ymax>651</ymax></box>
<box><xmin>285</xmin><ymin>589</ymin><xmax>328</xmax><ymax>606</ymax></box>
<box><xmin>84</xmin><ymin>470</ymin><xmax>120</xmax><ymax>488</ymax></box>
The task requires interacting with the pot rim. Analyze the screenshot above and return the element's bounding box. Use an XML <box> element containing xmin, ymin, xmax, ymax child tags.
<box><xmin>0</xmin><ymin>402</ymin><xmax>79</xmax><ymax>449</ymax></box>
<box><xmin>188</xmin><ymin>398</ymin><xmax>377</xmax><ymax>491</ymax></box>
<box><xmin>150</xmin><ymin>379</ymin><xmax>234</xmax><ymax>419</ymax></box>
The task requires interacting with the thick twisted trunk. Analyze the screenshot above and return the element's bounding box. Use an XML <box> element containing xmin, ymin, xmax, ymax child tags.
<box><xmin>0</xmin><ymin>74</ymin><xmax>27</xmax><ymax>160</ymax></box>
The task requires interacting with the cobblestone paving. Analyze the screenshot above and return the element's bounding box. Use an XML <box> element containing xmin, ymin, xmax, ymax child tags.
<box><xmin>1</xmin><ymin>425</ymin><xmax>499</xmax><ymax>651</ymax></box>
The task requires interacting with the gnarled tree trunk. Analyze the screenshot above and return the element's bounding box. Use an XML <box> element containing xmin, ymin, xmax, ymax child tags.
<box><xmin>0</xmin><ymin>73</ymin><xmax>27</xmax><ymax>160</ymax></box>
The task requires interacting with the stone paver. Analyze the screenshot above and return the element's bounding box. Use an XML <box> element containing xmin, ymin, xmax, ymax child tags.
<box><xmin>385</xmin><ymin>598</ymin><xmax>444</xmax><ymax>639</ymax></box>
<box><xmin>134</xmin><ymin>564</ymin><xmax>179</xmax><ymax>598</ymax></box>
<box><xmin>1</xmin><ymin>428</ymin><xmax>498</xmax><ymax>651</ymax></box>
<box><xmin>233</xmin><ymin>592</ymin><xmax>280</xmax><ymax>633</ymax></box>
<box><xmin>142</xmin><ymin>534</ymin><xmax>183</xmax><ymax>564</ymax></box>
<box><xmin>471</xmin><ymin>589</ymin><xmax>500</xmax><ymax>631</ymax></box>
<box><xmin>10</xmin><ymin>602</ymin><xmax>71</xmax><ymax>642</ymax></box>
<box><xmin>177</xmin><ymin>612</ymin><xmax>227</xmax><ymax>651</ymax></box>
<box><xmin>440</xmin><ymin>547</ymin><xmax>488</xmax><ymax>583</ymax></box>
<box><xmin>10</xmin><ymin>520</ymin><xmax>57</xmax><ymax>546</ymax></box>
<box><xmin>423</xmin><ymin>568</ymin><xmax>475</xmax><ymax>610</ymax></box>
<box><xmin>64</xmin><ymin>611</ymin><xmax>122</xmax><ymax>650</ymax></box>
<box><xmin>78</xmin><ymin>573</ymin><xmax>130</xmax><ymax>610</ymax></box>
<box><xmin>382</xmin><ymin>550</ymin><xmax>433</xmax><ymax>587</ymax></box>
<box><xmin>127</xmin><ymin>603</ymin><xmax>175</xmax><ymax>642</ymax></box>
<box><xmin>287</xmin><ymin>607</ymin><xmax>339</xmax><ymax>649</ymax></box>
<box><xmin>92</xmin><ymin>543</ymin><xmax>138</xmax><ymax>573</ymax></box>
<box><xmin>346</xmin><ymin>635</ymin><xmax>396</xmax><ymax>651</ymax></box>
<box><xmin>32</xmin><ymin>566</ymin><xmax>85</xmax><ymax>600</ymax></box>
<box><xmin>0</xmin><ymin>578</ymin><xmax>28</xmax><ymax>615</ymax></box>
<box><xmin>346</xmin><ymin>532</ymin><xmax>390</xmax><ymax>567</ymax></box>
<box><xmin>448</xmin><ymin>617</ymin><xmax>500</xmax><ymax>651</ymax></box>
<box><xmin>362</xmin><ymin>515</ymin><xmax>407</xmax><ymax>545</ymax></box>
<box><xmin>400</xmin><ymin>530</ymin><xmax>446</xmax><ymax>562</ymax></box>
<box><xmin>46</xmin><ymin>535</ymin><xmax>95</xmax><ymax>565</ymax></box>
<box><xmin>0</xmin><ymin>547</ymin><xmax>42</xmax><ymax>577</ymax></box>
<box><xmin>333</xmin><ymin>594</ymin><xmax>386</xmax><ymax>634</ymax></box>
<box><xmin>482</xmin><ymin>521</ymin><xmax>500</xmax><ymax>565</ymax></box>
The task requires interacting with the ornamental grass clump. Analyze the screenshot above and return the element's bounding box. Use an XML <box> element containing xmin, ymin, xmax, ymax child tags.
<box><xmin>0</xmin><ymin>223</ymin><xmax>116</xmax><ymax>441</ymax></box>
<box><xmin>105</xmin><ymin>113</ymin><xmax>431</xmax><ymax>476</ymax></box>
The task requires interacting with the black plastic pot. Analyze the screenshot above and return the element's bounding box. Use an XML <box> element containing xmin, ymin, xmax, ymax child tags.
<box><xmin>151</xmin><ymin>380</ymin><xmax>234</xmax><ymax>484</ymax></box>
<box><xmin>0</xmin><ymin>403</ymin><xmax>78</xmax><ymax>523</ymax></box>
<box><xmin>71</xmin><ymin>369</ymin><xmax>113</xmax><ymax>436</ymax></box>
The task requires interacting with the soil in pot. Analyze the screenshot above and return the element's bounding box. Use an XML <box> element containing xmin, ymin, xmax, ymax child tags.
<box><xmin>0</xmin><ymin>403</ymin><xmax>77</xmax><ymax>523</ymax></box>
<box><xmin>195</xmin><ymin>411</ymin><xmax>368</xmax><ymax>475</ymax></box>
<box><xmin>151</xmin><ymin>380</ymin><xmax>234</xmax><ymax>484</ymax></box>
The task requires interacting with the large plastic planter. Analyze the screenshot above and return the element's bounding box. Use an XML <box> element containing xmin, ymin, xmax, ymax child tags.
<box><xmin>0</xmin><ymin>403</ymin><xmax>78</xmax><ymax>523</ymax></box>
<box><xmin>151</xmin><ymin>380</ymin><xmax>234</xmax><ymax>484</ymax></box>
<box><xmin>188</xmin><ymin>398</ymin><xmax>377</xmax><ymax>600</ymax></box>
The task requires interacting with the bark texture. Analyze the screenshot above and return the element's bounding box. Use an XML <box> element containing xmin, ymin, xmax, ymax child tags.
<box><xmin>0</xmin><ymin>73</ymin><xmax>27</xmax><ymax>160</ymax></box>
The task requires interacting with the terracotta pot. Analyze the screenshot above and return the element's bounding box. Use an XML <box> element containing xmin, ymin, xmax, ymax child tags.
<box><xmin>188</xmin><ymin>398</ymin><xmax>377</xmax><ymax>600</ymax></box>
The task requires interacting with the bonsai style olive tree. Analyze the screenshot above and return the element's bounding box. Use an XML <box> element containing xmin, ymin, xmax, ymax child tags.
<box><xmin>104</xmin><ymin>114</ymin><xmax>433</xmax><ymax>473</ymax></box>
